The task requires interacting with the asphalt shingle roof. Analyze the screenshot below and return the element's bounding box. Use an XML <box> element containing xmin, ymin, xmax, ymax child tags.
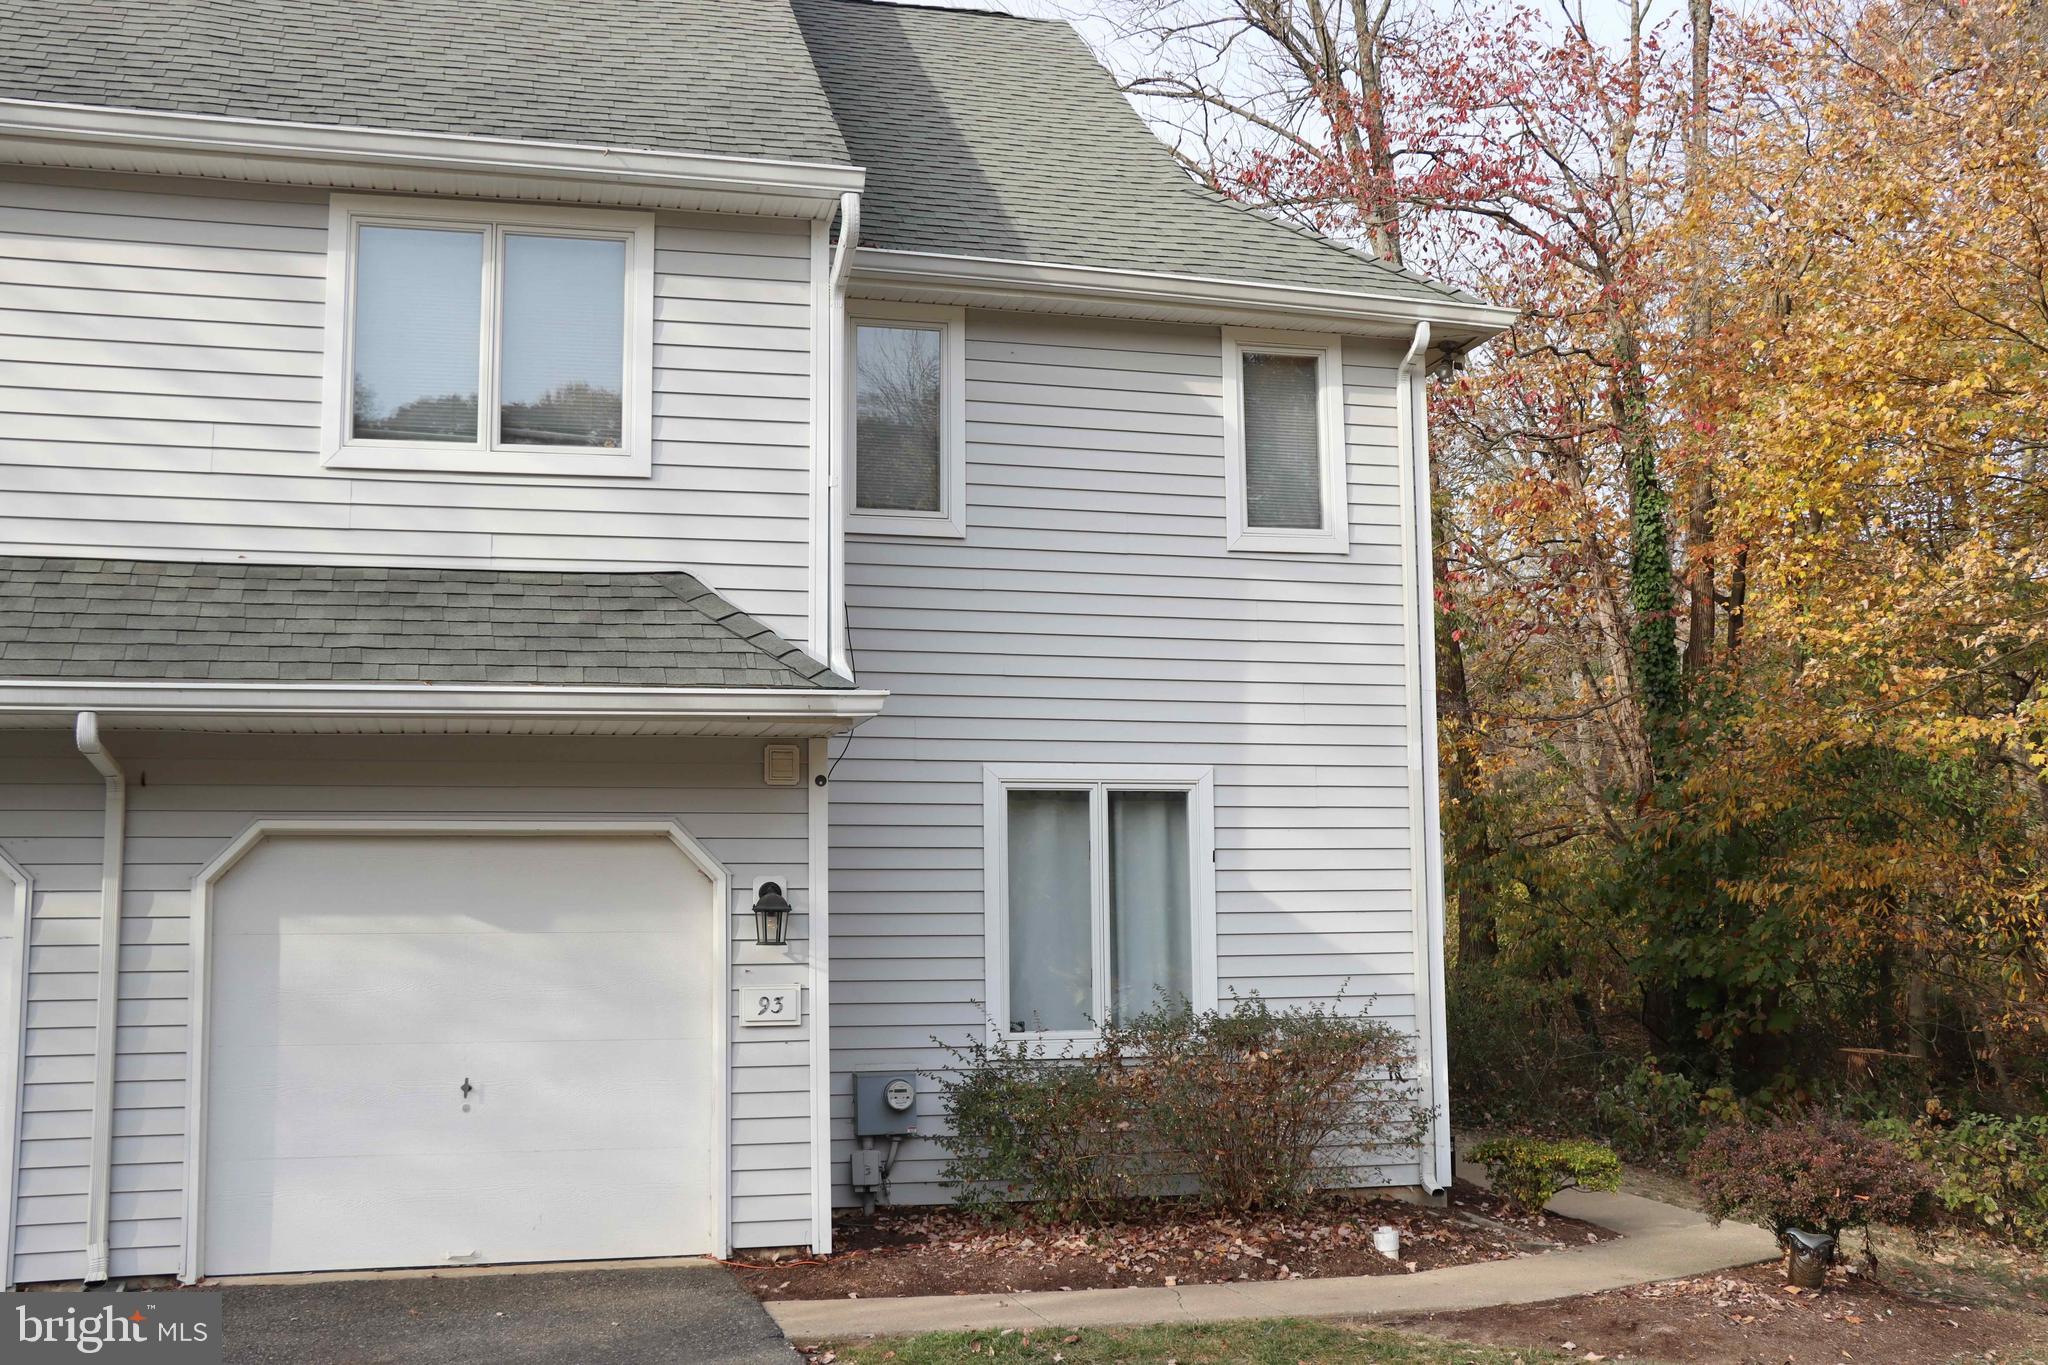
<box><xmin>0</xmin><ymin>558</ymin><xmax>852</xmax><ymax>689</ymax></box>
<box><xmin>792</xmin><ymin>0</ymin><xmax>1467</xmax><ymax>302</ymax></box>
<box><xmin>0</xmin><ymin>0</ymin><xmax>850</xmax><ymax>164</ymax></box>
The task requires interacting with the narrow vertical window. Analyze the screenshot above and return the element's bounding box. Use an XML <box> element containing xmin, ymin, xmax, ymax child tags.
<box><xmin>1005</xmin><ymin>790</ymin><xmax>1094</xmax><ymax>1033</ymax></box>
<box><xmin>1240</xmin><ymin>352</ymin><xmax>1323</xmax><ymax>529</ymax></box>
<box><xmin>854</xmin><ymin>323</ymin><xmax>942</xmax><ymax>512</ymax></box>
<box><xmin>1222</xmin><ymin>330</ymin><xmax>1348</xmax><ymax>553</ymax></box>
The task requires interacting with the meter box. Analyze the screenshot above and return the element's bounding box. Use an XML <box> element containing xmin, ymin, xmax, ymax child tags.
<box><xmin>853</xmin><ymin>1071</ymin><xmax>919</xmax><ymax>1137</ymax></box>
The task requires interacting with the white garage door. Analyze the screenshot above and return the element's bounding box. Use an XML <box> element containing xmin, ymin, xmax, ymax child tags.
<box><xmin>202</xmin><ymin>832</ymin><xmax>718</xmax><ymax>1277</ymax></box>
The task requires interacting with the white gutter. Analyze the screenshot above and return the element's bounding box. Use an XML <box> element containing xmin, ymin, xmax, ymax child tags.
<box><xmin>853</xmin><ymin>248</ymin><xmax>1518</xmax><ymax>340</ymax></box>
<box><xmin>73</xmin><ymin>713</ymin><xmax>124</xmax><ymax>1284</ymax></box>
<box><xmin>1397</xmin><ymin>323</ymin><xmax>1454</xmax><ymax>1197</ymax></box>
<box><xmin>0</xmin><ymin>99</ymin><xmax>865</xmax><ymax>202</ymax></box>
<box><xmin>826</xmin><ymin>192</ymin><xmax>862</xmax><ymax>681</ymax></box>
<box><xmin>0</xmin><ymin>681</ymin><xmax>885</xmax><ymax>726</ymax></box>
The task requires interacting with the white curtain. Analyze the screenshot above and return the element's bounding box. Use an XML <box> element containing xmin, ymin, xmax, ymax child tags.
<box><xmin>1006</xmin><ymin>790</ymin><xmax>1092</xmax><ymax>1032</ymax></box>
<box><xmin>1108</xmin><ymin>791</ymin><xmax>1191</xmax><ymax>1024</ymax></box>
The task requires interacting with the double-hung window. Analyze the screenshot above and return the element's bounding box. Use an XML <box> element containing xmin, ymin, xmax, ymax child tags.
<box><xmin>985</xmin><ymin>766</ymin><xmax>1216</xmax><ymax>1038</ymax></box>
<box><xmin>1221</xmin><ymin>328</ymin><xmax>1349</xmax><ymax>554</ymax></box>
<box><xmin>321</xmin><ymin>195</ymin><xmax>655</xmax><ymax>478</ymax></box>
<box><xmin>847</xmin><ymin>302</ymin><xmax>966</xmax><ymax>538</ymax></box>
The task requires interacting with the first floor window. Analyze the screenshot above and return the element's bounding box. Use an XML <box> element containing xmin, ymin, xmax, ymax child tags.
<box><xmin>323</xmin><ymin>195</ymin><xmax>654</xmax><ymax>478</ymax></box>
<box><xmin>1221</xmin><ymin>328</ymin><xmax>1349</xmax><ymax>554</ymax></box>
<box><xmin>848</xmin><ymin>302</ymin><xmax>966</xmax><ymax>537</ymax></box>
<box><xmin>988</xmin><ymin>768</ymin><xmax>1214</xmax><ymax>1035</ymax></box>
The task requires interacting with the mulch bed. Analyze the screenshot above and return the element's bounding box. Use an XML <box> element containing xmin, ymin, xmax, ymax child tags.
<box><xmin>1389</xmin><ymin>1259</ymin><xmax>2048</xmax><ymax>1362</ymax></box>
<box><xmin>733</xmin><ymin>1184</ymin><xmax>1613</xmax><ymax>1301</ymax></box>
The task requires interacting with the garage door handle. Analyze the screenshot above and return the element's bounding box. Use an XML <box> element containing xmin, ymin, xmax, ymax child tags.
<box><xmin>460</xmin><ymin>1078</ymin><xmax>473</xmax><ymax>1100</ymax></box>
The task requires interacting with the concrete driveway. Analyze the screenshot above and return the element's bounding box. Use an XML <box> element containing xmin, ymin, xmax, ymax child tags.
<box><xmin>218</xmin><ymin>1260</ymin><xmax>799</xmax><ymax>1365</ymax></box>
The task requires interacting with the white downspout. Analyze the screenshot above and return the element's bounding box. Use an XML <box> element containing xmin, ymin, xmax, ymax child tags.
<box><xmin>1396</xmin><ymin>323</ymin><xmax>1453</xmax><ymax>1196</ymax></box>
<box><xmin>74</xmin><ymin>712</ymin><xmax>125</xmax><ymax>1282</ymax></box>
<box><xmin>826</xmin><ymin>190</ymin><xmax>861</xmax><ymax>681</ymax></box>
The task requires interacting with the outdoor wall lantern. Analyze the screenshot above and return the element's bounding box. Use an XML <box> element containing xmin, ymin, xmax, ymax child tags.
<box><xmin>752</xmin><ymin>881</ymin><xmax>792</xmax><ymax>948</ymax></box>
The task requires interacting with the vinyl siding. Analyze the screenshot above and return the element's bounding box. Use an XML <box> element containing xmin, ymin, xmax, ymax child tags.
<box><xmin>0</xmin><ymin>168</ymin><xmax>817</xmax><ymax>647</ymax></box>
<box><xmin>828</xmin><ymin>313</ymin><xmax>1425</xmax><ymax>1202</ymax></box>
<box><xmin>0</xmin><ymin>730</ymin><xmax>818</xmax><ymax>1284</ymax></box>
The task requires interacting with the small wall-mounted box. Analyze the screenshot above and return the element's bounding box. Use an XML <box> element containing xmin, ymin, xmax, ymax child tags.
<box><xmin>852</xmin><ymin>1071</ymin><xmax>920</xmax><ymax>1137</ymax></box>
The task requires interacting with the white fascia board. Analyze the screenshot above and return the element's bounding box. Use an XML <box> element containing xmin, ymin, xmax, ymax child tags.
<box><xmin>0</xmin><ymin>680</ymin><xmax>887</xmax><ymax>725</ymax></box>
<box><xmin>0</xmin><ymin>99</ymin><xmax>866</xmax><ymax>207</ymax></box>
<box><xmin>852</xmin><ymin>247</ymin><xmax>1519</xmax><ymax>342</ymax></box>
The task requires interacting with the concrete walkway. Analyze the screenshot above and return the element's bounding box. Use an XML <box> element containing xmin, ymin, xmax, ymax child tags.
<box><xmin>768</xmin><ymin>1172</ymin><xmax>1780</xmax><ymax>1341</ymax></box>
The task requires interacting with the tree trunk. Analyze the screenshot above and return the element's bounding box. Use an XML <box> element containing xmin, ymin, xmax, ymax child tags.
<box><xmin>1681</xmin><ymin>0</ymin><xmax>1717</xmax><ymax>678</ymax></box>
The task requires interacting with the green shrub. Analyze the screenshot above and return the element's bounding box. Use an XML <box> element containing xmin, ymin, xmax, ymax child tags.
<box><xmin>1689</xmin><ymin>1112</ymin><xmax>1936</xmax><ymax>1245</ymax></box>
<box><xmin>1466</xmin><ymin>1136</ymin><xmax>1621</xmax><ymax>1215</ymax></box>
<box><xmin>1591</xmin><ymin>1057</ymin><xmax>1744</xmax><ymax>1163</ymax></box>
<box><xmin>930</xmin><ymin>1033</ymin><xmax>1148</xmax><ymax>1221</ymax></box>
<box><xmin>1869</xmin><ymin>1112</ymin><xmax>2048</xmax><ymax>1248</ymax></box>
<box><xmin>934</xmin><ymin>995</ymin><xmax>1429</xmax><ymax>1218</ymax></box>
<box><xmin>1446</xmin><ymin>968</ymin><xmax>1604</xmax><ymax>1129</ymax></box>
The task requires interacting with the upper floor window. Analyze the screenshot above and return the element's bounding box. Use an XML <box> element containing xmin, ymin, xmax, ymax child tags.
<box><xmin>1221</xmin><ymin>328</ymin><xmax>1350</xmax><ymax>554</ymax></box>
<box><xmin>984</xmin><ymin>765</ymin><xmax>1216</xmax><ymax>1038</ymax></box>
<box><xmin>321</xmin><ymin>196</ymin><xmax>655</xmax><ymax>478</ymax></box>
<box><xmin>848</xmin><ymin>302</ymin><xmax>966</xmax><ymax>537</ymax></box>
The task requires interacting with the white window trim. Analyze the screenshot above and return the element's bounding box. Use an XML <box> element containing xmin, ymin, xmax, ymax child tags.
<box><xmin>1221</xmin><ymin>326</ymin><xmax>1351</xmax><ymax>554</ymax></box>
<box><xmin>982</xmin><ymin>763</ymin><xmax>1218</xmax><ymax>1042</ymax></box>
<box><xmin>320</xmin><ymin>194</ymin><xmax>656</xmax><ymax>479</ymax></box>
<box><xmin>846</xmin><ymin>300</ymin><xmax>967</xmax><ymax>538</ymax></box>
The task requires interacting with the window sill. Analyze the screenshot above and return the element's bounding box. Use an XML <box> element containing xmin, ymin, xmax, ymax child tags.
<box><xmin>323</xmin><ymin>443</ymin><xmax>652</xmax><ymax>480</ymax></box>
<box><xmin>1226</xmin><ymin>525</ymin><xmax>1351</xmax><ymax>555</ymax></box>
<box><xmin>846</xmin><ymin>509</ymin><xmax>967</xmax><ymax>539</ymax></box>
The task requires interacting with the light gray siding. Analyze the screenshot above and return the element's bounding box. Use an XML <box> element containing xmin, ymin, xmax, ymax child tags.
<box><xmin>0</xmin><ymin>168</ymin><xmax>817</xmax><ymax>647</ymax></box>
<box><xmin>828</xmin><ymin>312</ymin><xmax>1424</xmax><ymax>1203</ymax></box>
<box><xmin>0</xmin><ymin>730</ymin><xmax>818</xmax><ymax>1284</ymax></box>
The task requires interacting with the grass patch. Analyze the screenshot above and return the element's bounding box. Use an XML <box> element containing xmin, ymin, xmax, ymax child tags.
<box><xmin>813</xmin><ymin>1319</ymin><xmax>1568</xmax><ymax>1364</ymax></box>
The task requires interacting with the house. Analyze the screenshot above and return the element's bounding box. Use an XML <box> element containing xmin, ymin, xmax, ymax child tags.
<box><xmin>0</xmin><ymin>0</ymin><xmax>1514</xmax><ymax>1286</ymax></box>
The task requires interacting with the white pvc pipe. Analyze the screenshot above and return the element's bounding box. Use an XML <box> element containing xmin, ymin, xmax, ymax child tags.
<box><xmin>73</xmin><ymin>711</ymin><xmax>125</xmax><ymax>1282</ymax></box>
<box><xmin>1396</xmin><ymin>324</ymin><xmax>1454</xmax><ymax>1197</ymax></box>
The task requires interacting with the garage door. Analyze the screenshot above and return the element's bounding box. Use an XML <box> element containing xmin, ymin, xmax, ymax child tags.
<box><xmin>202</xmin><ymin>832</ymin><xmax>718</xmax><ymax>1276</ymax></box>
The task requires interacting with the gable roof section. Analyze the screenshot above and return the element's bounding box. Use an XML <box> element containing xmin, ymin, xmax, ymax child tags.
<box><xmin>792</xmin><ymin>0</ymin><xmax>1466</xmax><ymax>303</ymax></box>
<box><xmin>0</xmin><ymin>0</ymin><xmax>849</xmax><ymax>165</ymax></box>
<box><xmin>0</xmin><ymin>557</ymin><xmax>852</xmax><ymax>689</ymax></box>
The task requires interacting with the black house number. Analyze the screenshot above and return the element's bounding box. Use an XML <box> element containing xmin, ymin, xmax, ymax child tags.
<box><xmin>756</xmin><ymin>993</ymin><xmax>787</xmax><ymax>1017</ymax></box>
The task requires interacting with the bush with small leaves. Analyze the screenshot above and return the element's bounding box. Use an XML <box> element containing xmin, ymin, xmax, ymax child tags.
<box><xmin>1467</xmin><ymin>1136</ymin><xmax>1621</xmax><ymax>1215</ymax></box>
<box><xmin>1869</xmin><ymin>1111</ymin><xmax>2048</xmax><ymax>1249</ymax></box>
<box><xmin>1689</xmin><ymin>1112</ymin><xmax>1936</xmax><ymax>1251</ymax></box>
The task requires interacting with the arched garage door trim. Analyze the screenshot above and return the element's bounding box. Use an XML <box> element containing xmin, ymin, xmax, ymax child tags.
<box><xmin>178</xmin><ymin>819</ymin><xmax>733</xmax><ymax>1283</ymax></box>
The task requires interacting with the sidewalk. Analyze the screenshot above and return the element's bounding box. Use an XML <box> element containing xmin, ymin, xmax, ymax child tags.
<box><xmin>767</xmin><ymin>1168</ymin><xmax>1780</xmax><ymax>1340</ymax></box>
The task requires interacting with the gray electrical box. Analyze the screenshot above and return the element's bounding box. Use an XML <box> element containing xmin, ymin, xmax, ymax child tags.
<box><xmin>853</xmin><ymin>1071</ymin><xmax>920</xmax><ymax>1136</ymax></box>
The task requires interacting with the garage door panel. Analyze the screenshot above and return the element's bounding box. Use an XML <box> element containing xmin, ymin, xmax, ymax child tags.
<box><xmin>210</xmin><ymin>931</ymin><xmax>714</xmax><ymax>1045</ymax></box>
<box><xmin>214</xmin><ymin>835</ymin><xmax>696</xmax><ymax>937</ymax></box>
<box><xmin>205</xmin><ymin>1146</ymin><xmax>705</xmax><ymax>1276</ymax></box>
<box><xmin>203</xmin><ymin>833</ymin><xmax>720</xmax><ymax>1275</ymax></box>
<box><xmin>208</xmin><ymin>1039</ymin><xmax>706</xmax><ymax>1161</ymax></box>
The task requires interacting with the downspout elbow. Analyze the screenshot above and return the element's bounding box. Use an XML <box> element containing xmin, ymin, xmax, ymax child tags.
<box><xmin>74</xmin><ymin>712</ymin><xmax>125</xmax><ymax>1283</ymax></box>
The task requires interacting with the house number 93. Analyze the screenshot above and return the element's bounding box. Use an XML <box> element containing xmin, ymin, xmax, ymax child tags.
<box><xmin>743</xmin><ymin>986</ymin><xmax>799</xmax><ymax>1027</ymax></box>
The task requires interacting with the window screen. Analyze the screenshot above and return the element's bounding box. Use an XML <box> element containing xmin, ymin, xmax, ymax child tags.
<box><xmin>1241</xmin><ymin>352</ymin><xmax>1324</xmax><ymax>530</ymax></box>
<box><xmin>350</xmin><ymin>225</ymin><xmax>483</xmax><ymax>443</ymax></box>
<box><xmin>498</xmin><ymin>233</ymin><xmax>626</xmax><ymax>449</ymax></box>
<box><xmin>855</xmin><ymin>323</ymin><xmax>943</xmax><ymax>512</ymax></box>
